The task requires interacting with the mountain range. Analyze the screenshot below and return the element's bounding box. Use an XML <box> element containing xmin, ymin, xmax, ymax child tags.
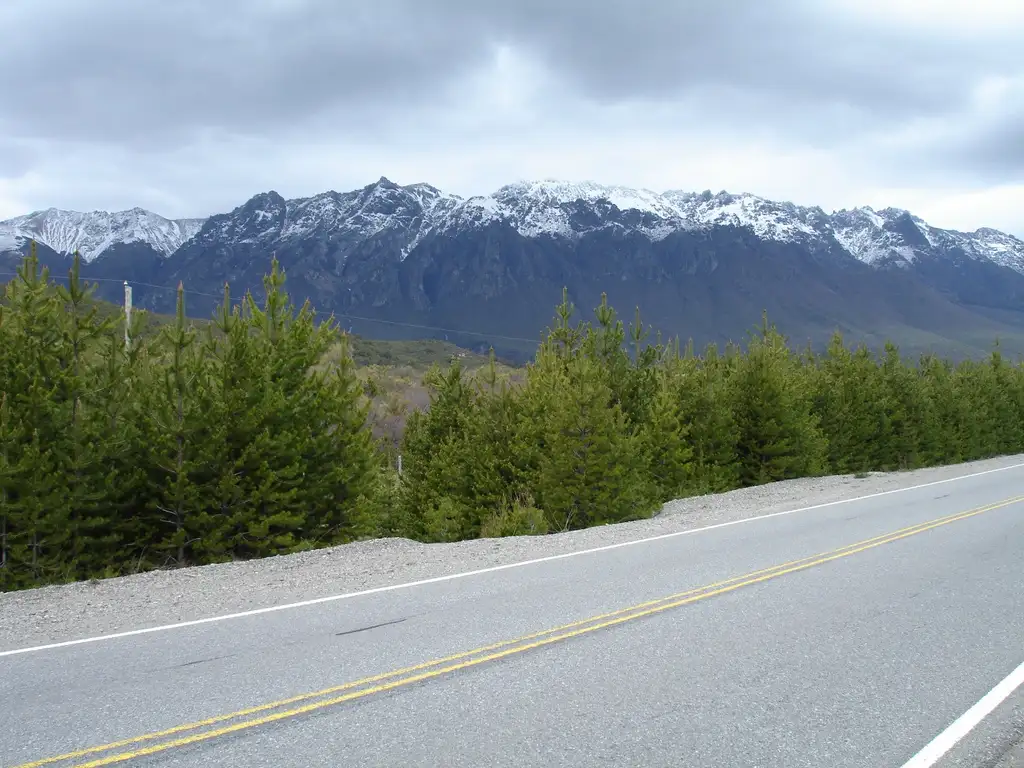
<box><xmin>4</xmin><ymin>177</ymin><xmax>1024</xmax><ymax>362</ymax></box>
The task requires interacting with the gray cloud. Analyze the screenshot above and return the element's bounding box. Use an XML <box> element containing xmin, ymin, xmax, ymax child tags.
<box><xmin>0</xmin><ymin>0</ymin><xmax>493</xmax><ymax>146</ymax></box>
<box><xmin>877</xmin><ymin>74</ymin><xmax>1024</xmax><ymax>189</ymax></box>
<box><xmin>467</xmin><ymin>0</ymin><xmax>996</xmax><ymax>120</ymax></box>
<box><xmin>948</xmin><ymin>83</ymin><xmax>1024</xmax><ymax>184</ymax></box>
<box><xmin>0</xmin><ymin>135</ymin><xmax>37</xmax><ymax>177</ymax></box>
<box><xmin>0</xmin><ymin>0</ymin><xmax>1021</xmax><ymax>236</ymax></box>
<box><xmin>1</xmin><ymin>0</ymin><xmax>1017</xmax><ymax>148</ymax></box>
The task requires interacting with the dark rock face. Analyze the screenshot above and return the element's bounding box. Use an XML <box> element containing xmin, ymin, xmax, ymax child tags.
<box><xmin>5</xmin><ymin>178</ymin><xmax>1024</xmax><ymax>362</ymax></box>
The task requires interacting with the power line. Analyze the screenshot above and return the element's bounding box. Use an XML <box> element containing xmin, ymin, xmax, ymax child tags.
<box><xmin>0</xmin><ymin>271</ymin><xmax>243</xmax><ymax>302</ymax></box>
<box><xmin>333</xmin><ymin>313</ymin><xmax>540</xmax><ymax>344</ymax></box>
<box><xmin>0</xmin><ymin>270</ymin><xmax>541</xmax><ymax>345</ymax></box>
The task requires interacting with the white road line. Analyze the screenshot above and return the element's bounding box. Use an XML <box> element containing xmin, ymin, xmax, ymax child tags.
<box><xmin>900</xmin><ymin>659</ymin><xmax>1024</xmax><ymax>768</ymax></box>
<box><xmin>2</xmin><ymin>460</ymin><xmax>1023</xmax><ymax>659</ymax></box>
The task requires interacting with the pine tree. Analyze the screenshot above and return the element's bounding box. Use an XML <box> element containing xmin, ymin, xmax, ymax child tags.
<box><xmin>7</xmin><ymin>253</ymin><xmax>1024</xmax><ymax>589</ymax></box>
<box><xmin>527</xmin><ymin>346</ymin><xmax>655</xmax><ymax>531</ymax></box>
<box><xmin>301</xmin><ymin>330</ymin><xmax>380</xmax><ymax>546</ymax></box>
<box><xmin>579</xmin><ymin>295</ymin><xmax>661</xmax><ymax>429</ymax></box>
<box><xmin>640</xmin><ymin>358</ymin><xmax>695</xmax><ymax>500</ymax></box>
<box><xmin>0</xmin><ymin>392</ymin><xmax>14</xmax><ymax>588</ymax></box>
<box><xmin>195</xmin><ymin>282</ymin><xmax>258</xmax><ymax>558</ymax></box>
<box><xmin>876</xmin><ymin>342</ymin><xmax>930</xmax><ymax>470</ymax></box>
<box><xmin>673</xmin><ymin>343</ymin><xmax>741</xmax><ymax>494</ymax></box>
<box><xmin>2</xmin><ymin>245</ymin><xmax>76</xmax><ymax>584</ymax></box>
<box><xmin>218</xmin><ymin>264</ymin><xmax>312</xmax><ymax>557</ymax></box>
<box><xmin>88</xmin><ymin>320</ymin><xmax>150</xmax><ymax>575</ymax></box>
<box><xmin>811</xmin><ymin>333</ymin><xmax>887</xmax><ymax>473</ymax></box>
<box><xmin>983</xmin><ymin>345</ymin><xmax>1022</xmax><ymax>455</ymax></box>
<box><xmin>139</xmin><ymin>283</ymin><xmax>212</xmax><ymax>566</ymax></box>
<box><xmin>456</xmin><ymin>351</ymin><xmax>533</xmax><ymax>535</ymax></box>
<box><xmin>729</xmin><ymin>314</ymin><xmax>826</xmax><ymax>486</ymax></box>
<box><xmin>621</xmin><ymin>306</ymin><xmax>664</xmax><ymax>429</ymax></box>
<box><xmin>398</xmin><ymin>359</ymin><xmax>476</xmax><ymax>539</ymax></box>
<box><xmin>196</xmin><ymin>260</ymin><xmax>379</xmax><ymax>558</ymax></box>
<box><xmin>53</xmin><ymin>253</ymin><xmax>120</xmax><ymax>577</ymax></box>
<box><xmin>546</xmin><ymin>287</ymin><xmax>586</xmax><ymax>362</ymax></box>
<box><xmin>1004</xmin><ymin>355</ymin><xmax>1024</xmax><ymax>454</ymax></box>
<box><xmin>952</xmin><ymin>359</ymin><xmax>993</xmax><ymax>461</ymax></box>
<box><xmin>0</xmin><ymin>294</ymin><xmax>12</xmax><ymax>586</ymax></box>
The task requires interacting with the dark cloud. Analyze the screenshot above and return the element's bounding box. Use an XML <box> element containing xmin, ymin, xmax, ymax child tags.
<box><xmin>0</xmin><ymin>0</ymin><xmax>1017</xmax><ymax>150</ymax></box>
<box><xmin>884</xmin><ymin>75</ymin><xmax>1024</xmax><ymax>188</ymax></box>
<box><xmin>0</xmin><ymin>0</ymin><xmax>1021</xmax><ymax>236</ymax></box>
<box><xmin>948</xmin><ymin>83</ymin><xmax>1024</xmax><ymax>184</ymax></box>
<box><xmin>465</xmin><ymin>0</ymin><xmax>997</xmax><ymax>119</ymax></box>
<box><xmin>0</xmin><ymin>0</ymin><xmax>493</xmax><ymax>146</ymax></box>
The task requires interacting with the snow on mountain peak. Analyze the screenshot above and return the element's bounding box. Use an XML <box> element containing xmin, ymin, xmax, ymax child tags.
<box><xmin>194</xmin><ymin>179</ymin><xmax>464</xmax><ymax>261</ymax></box>
<box><xmin>3</xmin><ymin>177</ymin><xmax>1021</xmax><ymax>277</ymax></box>
<box><xmin>192</xmin><ymin>178</ymin><xmax>1024</xmax><ymax>274</ymax></box>
<box><xmin>661</xmin><ymin>190</ymin><xmax>830</xmax><ymax>242</ymax></box>
<box><xmin>826</xmin><ymin>204</ymin><xmax>1024</xmax><ymax>271</ymax></box>
<box><xmin>429</xmin><ymin>181</ymin><xmax>836</xmax><ymax>245</ymax></box>
<box><xmin>0</xmin><ymin>231</ymin><xmax>23</xmax><ymax>254</ymax></box>
<box><xmin>465</xmin><ymin>181</ymin><xmax>1024</xmax><ymax>274</ymax></box>
<box><xmin>497</xmin><ymin>179</ymin><xmax>678</xmax><ymax>216</ymax></box>
<box><xmin>444</xmin><ymin>179</ymin><xmax>689</xmax><ymax>240</ymax></box>
<box><xmin>0</xmin><ymin>207</ymin><xmax>205</xmax><ymax>261</ymax></box>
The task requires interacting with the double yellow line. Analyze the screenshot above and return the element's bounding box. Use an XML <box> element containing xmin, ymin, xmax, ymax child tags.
<box><xmin>13</xmin><ymin>494</ymin><xmax>1024</xmax><ymax>768</ymax></box>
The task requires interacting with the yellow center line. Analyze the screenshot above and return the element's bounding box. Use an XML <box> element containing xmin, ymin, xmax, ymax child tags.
<box><xmin>18</xmin><ymin>509</ymin><xmax>968</xmax><ymax>768</ymax></box>
<box><xmin>12</xmin><ymin>495</ymin><xmax>1023</xmax><ymax>768</ymax></box>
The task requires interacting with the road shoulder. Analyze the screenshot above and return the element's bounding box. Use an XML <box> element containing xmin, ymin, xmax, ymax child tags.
<box><xmin>2</xmin><ymin>454</ymin><xmax>1022</xmax><ymax>653</ymax></box>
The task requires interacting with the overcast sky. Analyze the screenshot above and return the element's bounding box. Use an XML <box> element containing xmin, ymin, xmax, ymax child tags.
<box><xmin>0</xmin><ymin>0</ymin><xmax>1021</xmax><ymax>236</ymax></box>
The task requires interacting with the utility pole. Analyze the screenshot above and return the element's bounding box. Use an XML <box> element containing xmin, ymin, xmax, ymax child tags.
<box><xmin>124</xmin><ymin>280</ymin><xmax>133</xmax><ymax>352</ymax></box>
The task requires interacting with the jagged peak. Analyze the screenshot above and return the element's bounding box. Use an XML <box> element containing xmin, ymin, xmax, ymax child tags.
<box><xmin>402</xmin><ymin>181</ymin><xmax>445</xmax><ymax>195</ymax></box>
<box><xmin>496</xmin><ymin>178</ymin><xmax>662</xmax><ymax>201</ymax></box>
<box><xmin>877</xmin><ymin>206</ymin><xmax>912</xmax><ymax>217</ymax></box>
<box><xmin>241</xmin><ymin>190</ymin><xmax>286</xmax><ymax>205</ymax></box>
<box><xmin>359</xmin><ymin>176</ymin><xmax>404</xmax><ymax>194</ymax></box>
<box><xmin>3</xmin><ymin>177</ymin><xmax>1021</xmax><ymax>274</ymax></box>
<box><xmin>0</xmin><ymin>205</ymin><xmax>206</xmax><ymax>261</ymax></box>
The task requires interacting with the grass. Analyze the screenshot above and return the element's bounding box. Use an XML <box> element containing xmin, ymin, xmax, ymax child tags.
<box><xmin>347</xmin><ymin>336</ymin><xmax>489</xmax><ymax>369</ymax></box>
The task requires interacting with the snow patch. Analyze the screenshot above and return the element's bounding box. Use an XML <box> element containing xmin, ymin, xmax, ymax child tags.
<box><xmin>4</xmin><ymin>177</ymin><xmax>1023</xmax><ymax>278</ymax></box>
<box><xmin>0</xmin><ymin>230</ymin><xmax>24</xmax><ymax>252</ymax></box>
<box><xmin>0</xmin><ymin>208</ymin><xmax>206</xmax><ymax>261</ymax></box>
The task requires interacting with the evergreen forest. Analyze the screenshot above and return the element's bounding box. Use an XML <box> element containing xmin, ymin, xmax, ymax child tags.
<box><xmin>4</xmin><ymin>245</ymin><xmax>1024</xmax><ymax>591</ymax></box>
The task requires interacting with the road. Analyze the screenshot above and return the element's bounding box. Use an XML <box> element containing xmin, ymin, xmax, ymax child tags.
<box><xmin>2</xmin><ymin>464</ymin><xmax>1023</xmax><ymax>767</ymax></box>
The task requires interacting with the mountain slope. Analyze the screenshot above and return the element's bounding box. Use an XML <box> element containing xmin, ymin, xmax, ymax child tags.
<box><xmin>0</xmin><ymin>207</ymin><xmax>204</xmax><ymax>262</ymax></box>
<box><xmin>4</xmin><ymin>178</ymin><xmax>1024</xmax><ymax>361</ymax></box>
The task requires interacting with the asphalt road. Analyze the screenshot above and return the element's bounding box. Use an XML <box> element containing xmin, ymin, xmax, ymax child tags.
<box><xmin>3</xmin><ymin>465</ymin><xmax>1023</xmax><ymax>767</ymax></box>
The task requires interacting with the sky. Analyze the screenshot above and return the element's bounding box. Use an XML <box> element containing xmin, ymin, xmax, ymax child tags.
<box><xmin>0</xmin><ymin>0</ymin><xmax>1022</xmax><ymax>237</ymax></box>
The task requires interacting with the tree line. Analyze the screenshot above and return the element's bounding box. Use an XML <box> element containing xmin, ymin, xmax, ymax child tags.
<box><xmin>3</xmin><ymin>247</ymin><xmax>1023</xmax><ymax>590</ymax></box>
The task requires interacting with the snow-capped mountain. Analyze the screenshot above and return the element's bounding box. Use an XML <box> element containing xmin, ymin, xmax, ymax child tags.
<box><xmin>443</xmin><ymin>180</ymin><xmax>1024</xmax><ymax>273</ymax></box>
<box><xmin>4</xmin><ymin>178</ymin><xmax>1021</xmax><ymax>275</ymax></box>
<box><xmin>176</xmin><ymin>177</ymin><xmax>1024</xmax><ymax>274</ymax></box>
<box><xmin>444</xmin><ymin>181</ymin><xmax>839</xmax><ymax>245</ymax></box>
<box><xmin>189</xmin><ymin>179</ymin><xmax>463</xmax><ymax>261</ymax></box>
<box><xmin>0</xmin><ymin>207</ymin><xmax>205</xmax><ymax>261</ymax></box>
<box><xmin>6</xmin><ymin>176</ymin><xmax>1024</xmax><ymax>362</ymax></box>
<box><xmin>828</xmin><ymin>206</ymin><xmax>1024</xmax><ymax>273</ymax></box>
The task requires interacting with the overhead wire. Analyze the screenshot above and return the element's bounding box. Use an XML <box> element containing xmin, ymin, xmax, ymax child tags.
<box><xmin>0</xmin><ymin>269</ymin><xmax>541</xmax><ymax>345</ymax></box>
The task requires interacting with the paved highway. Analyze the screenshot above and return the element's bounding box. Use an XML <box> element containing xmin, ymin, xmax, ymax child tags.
<box><xmin>2</xmin><ymin>465</ymin><xmax>1023</xmax><ymax>767</ymax></box>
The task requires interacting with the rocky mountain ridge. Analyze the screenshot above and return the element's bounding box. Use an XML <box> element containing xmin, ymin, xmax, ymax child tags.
<box><xmin>3</xmin><ymin>177</ymin><xmax>1022</xmax><ymax>272</ymax></box>
<box><xmin>0</xmin><ymin>207</ymin><xmax>203</xmax><ymax>261</ymax></box>
<box><xmin>4</xmin><ymin>177</ymin><xmax>1024</xmax><ymax>362</ymax></box>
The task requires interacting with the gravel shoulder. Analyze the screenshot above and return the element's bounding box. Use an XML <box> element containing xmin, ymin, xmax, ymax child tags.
<box><xmin>2</xmin><ymin>454</ymin><xmax>1021</xmax><ymax>653</ymax></box>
